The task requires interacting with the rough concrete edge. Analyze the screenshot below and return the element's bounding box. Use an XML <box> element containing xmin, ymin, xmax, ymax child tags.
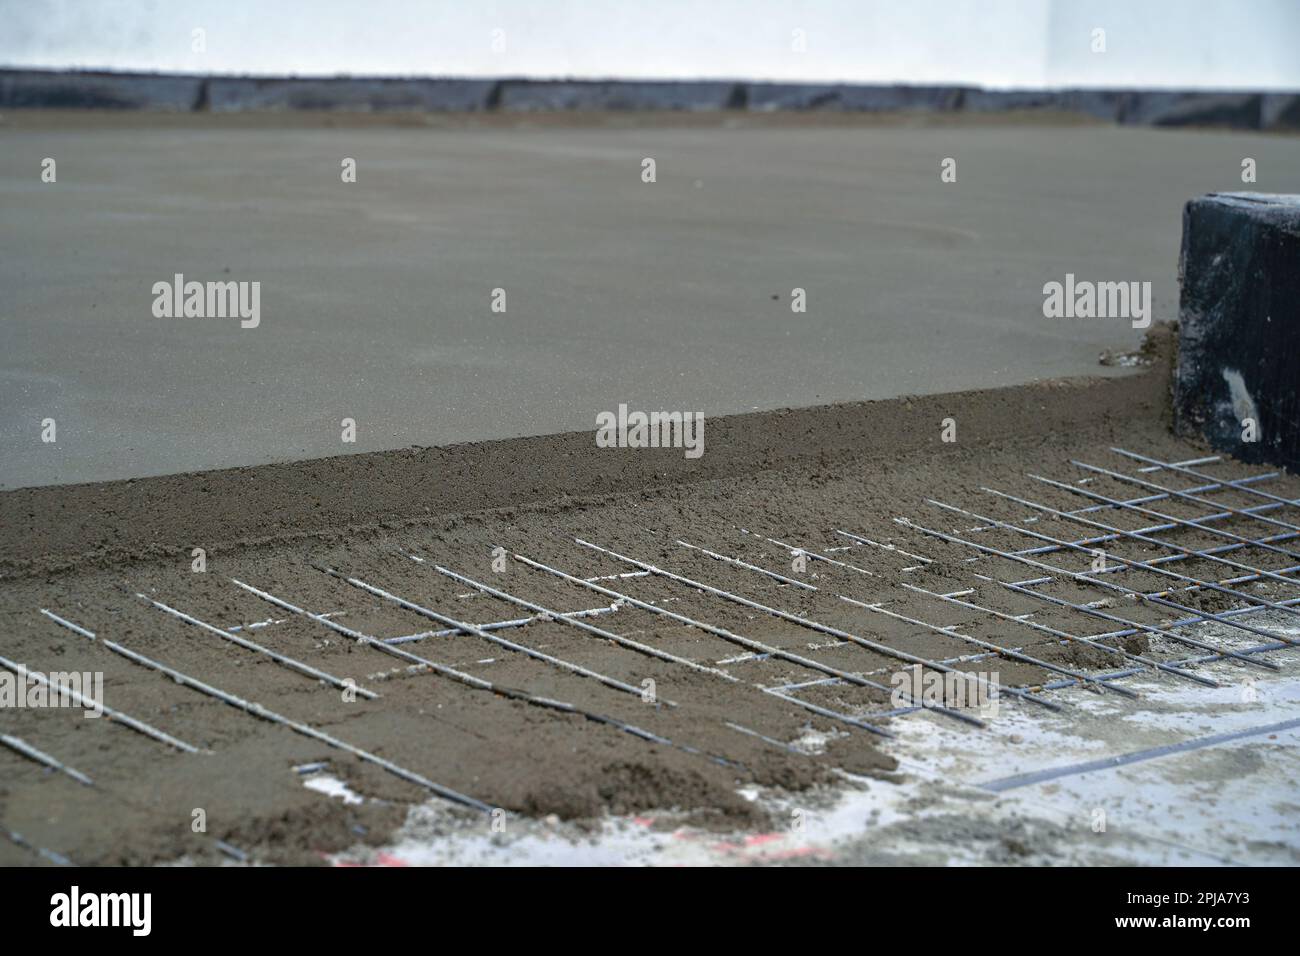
<box><xmin>3</xmin><ymin>70</ymin><xmax>1298</xmax><ymax>129</ymax></box>
<box><xmin>0</xmin><ymin>325</ymin><xmax>1177</xmax><ymax>579</ymax></box>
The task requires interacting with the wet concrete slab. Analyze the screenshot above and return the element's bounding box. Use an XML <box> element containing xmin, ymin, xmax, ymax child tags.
<box><xmin>3</xmin><ymin>116</ymin><xmax>1299</xmax><ymax>488</ymax></box>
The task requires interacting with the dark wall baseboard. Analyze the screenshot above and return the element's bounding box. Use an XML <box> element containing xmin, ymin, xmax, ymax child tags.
<box><xmin>2</xmin><ymin>69</ymin><xmax>1298</xmax><ymax>130</ymax></box>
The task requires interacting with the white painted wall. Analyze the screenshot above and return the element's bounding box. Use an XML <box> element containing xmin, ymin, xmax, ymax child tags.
<box><xmin>1044</xmin><ymin>0</ymin><xmax>1300</xmax><ymax>89</ymax></box>
<box><xmin>1</xmin><ymin>0</ymin><xmax>1296</xmax><ymax>89</ymax></box>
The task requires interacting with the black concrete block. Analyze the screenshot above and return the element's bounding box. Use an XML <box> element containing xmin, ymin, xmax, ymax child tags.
<box><xmin>1176</xmin><ymin>193</ymin><xmax>1300</xmax><ymax>471</ymax></box>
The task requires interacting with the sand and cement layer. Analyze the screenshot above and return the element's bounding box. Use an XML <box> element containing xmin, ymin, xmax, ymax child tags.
<box><xmin>7</xmin><ymin>328</ymin><xmax>1290</xmax><ymax>865</ymax></box>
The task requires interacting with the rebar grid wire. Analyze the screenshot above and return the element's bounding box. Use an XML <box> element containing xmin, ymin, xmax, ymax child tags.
<box><xmin>766</xmin><ymin>630</ymin><xmax>1148</xmax><ymax>695</ymax></box>
<box><xmin>984</xmin><ymin>484</ymin><xmax>1300</xmax><ymax>635</ymax></box>
<box><xmin>4</xmin><ymin>621</ymin><xmax>204</xmax><ymax>755</ymax></box>
<box><xmin>994</xmin><ymin>578</ymin><xmax>1300</xmax><ymax>653</ymax></box>
<box><xmin>12</xmin><ymin>449</ymin><xmax>1291</xmax><ymax>819</ymax></box>
<box><xmin>1072</xmin><ymin>458</ymin><xmax>1300</xmax><ymax>539</ymax></box>
<box><xmin>507</xmin><ymin>551</ymin><xmax>895</xmax><ymax>737</ymax></box>
<box><xmin>1113</xmin><ymin>447</ymin><xmax>1300</xmax><ymax>511</ymax></box>
<box><xmin>908</xmin><ymin>503</ymin><xmax>1282</xmax><ymax>670</ymax></box>
<box><xmin>895</xmin><ymin>455</ymin><xmax>1300</xmax><ymax>693</ymax></box>
<box><xmin>773</xmin><ymin>583</ymin><xmax>1269</xmax><ymax>698</ymax></box>
<box><xmin>39</xmin><ymin>608</ymin><xmax>493</xmax><ymax>813</ymax></box>
<box><xmin>959</xmin><ymin>453</ymin><xmax>1283</xmax><ymax>558</ymax></box>
<box><xmin>0</xmin><ymin>733</ymin><xmax>94</xmax><ymax>787</ymax></box>
<box><xmin>414</xmin><ymin>555</ymin><xmax>845</xmax><ymax>751</ymax></box>
<box><xmin>415</xmin><ymin>555</ymin><xmax>721</xmax><ymax>684</ymax></box>
<box><xmin>1006</xmin><ymin>475</ymin><xmax>1292</xmax><ymax>561</ymax></box>
<box><xmin>1023</xmin><ymin>470</ymin><xmax>1300</xmax><ymax>572</ymax></box>
<box><xmin>383</xmin><ymin>603</ymin><xmax>621</xmax><ymax>646</ymax></box>
<box><xmin>674</xmin><ymin>537</ymin><xmax>1073</xmax><ymax>708</ymax></box>
<box><xmin>897</xmin><ymin>582</ymin><xmax>1158</xmax><ymax>691</ymax></box>
<box><xmin>1009</xmin><ymin>504</ymin><xmax>1299</xmax><ymax>579</ymax></box>
<box><xmin>571</xmin><ymin>538</ymin><xmax>996</xmax><ymax>729</ymax></box>
<box><xmin>833</xmin><ymin>529</ymin><xmax>934</xmax><ymax>568</ymax></box>
<box><xmin>3</xmin><ymin>828</ymin><xmax>72</xmax><ymax>866</ymax></box>
<box><xmin>738</xmin><ymin>527</ymin><xmax>877</xmax><ymax>578</ymax></box>
<box><xmin>999</xmin><ymin>456</ymin><xmax>1300</xmax><ymax>625</ymax></box>
<box><xmin>1067</xmin><ymin>594</ymin><xmax>1300</xmax><ymax>657</ymax></box>
<box><xmin>314</xmin><ymin>568</ymin><xmax>658</xmax><ymax>703</ymax></box>
<box><xmin>996</xmin><ymin>577</ymin><xmax>1296</xmax><ymax>679</ymax></box>
<box><xmin>141</xmin><ymin>593</ymin><xmax>381</xmax><ymax>698</ymax></box>
<box><xmin>696</xmin><ymin>529</ymin><xmax>1200</xmax><ymax>713</ymax></box>
<box><xmin>233</xmin><ymin>574</ymin><xmax>753</xmax><ymax>771</ymax></box>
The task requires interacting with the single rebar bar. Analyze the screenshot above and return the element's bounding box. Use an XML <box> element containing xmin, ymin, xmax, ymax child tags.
<box><xmin>0</xmin><ymin>734</ymin><xmax>94</xmax><ymax>786</ymax></box>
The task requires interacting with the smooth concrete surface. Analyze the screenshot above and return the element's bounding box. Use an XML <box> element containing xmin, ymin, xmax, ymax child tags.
<box><xmin>2</xmin><ymin>117</ymin><xmax>1299</xmax><ymax>488</ymax></box>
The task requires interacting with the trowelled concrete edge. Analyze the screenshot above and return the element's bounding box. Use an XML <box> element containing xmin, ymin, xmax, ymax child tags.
<box><xmin>0</xmin><ymin>326</ymin><xmax>1176</xmax><ymax>578</ymax></box>
<box><xmin>2</xmin><ymin>69</ymin><xmax>1298</xmax><ymax>130</ymax></box>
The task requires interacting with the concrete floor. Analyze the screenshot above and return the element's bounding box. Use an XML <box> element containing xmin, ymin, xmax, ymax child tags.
<box><xmin>3</xmin><ymin>116</ymin><xmax>1299</xmax><ymax>488</ymax></box>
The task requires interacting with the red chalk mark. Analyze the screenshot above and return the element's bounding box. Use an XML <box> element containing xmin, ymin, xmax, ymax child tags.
<box><xmin>709</xmin><ymin>834</ymin><xmax>783</xmax><ymax>854</ymax></box>
<box><xmin>704</xmin><ymin>833</ymin><xmax>833</xmax><ymax>863</ymax></box>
